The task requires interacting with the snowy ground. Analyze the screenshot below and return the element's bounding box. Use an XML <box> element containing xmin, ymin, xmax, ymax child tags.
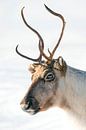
<box><xmin>0</xmin><ymin>0</ymin><xmax>86</xmax><ymax>130</ymax></box>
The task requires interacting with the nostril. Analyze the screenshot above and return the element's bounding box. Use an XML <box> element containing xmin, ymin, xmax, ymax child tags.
<box><xmin>29</xmin><ymin>97</ymin><xmax>39</xmax><ymax>110</ymax></box>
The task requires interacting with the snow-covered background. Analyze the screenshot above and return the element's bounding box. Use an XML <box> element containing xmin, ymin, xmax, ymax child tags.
<box><xmin>0</xmin><ymin>0</ymin><xmax>86</xmax><ymax>130</ymax></box>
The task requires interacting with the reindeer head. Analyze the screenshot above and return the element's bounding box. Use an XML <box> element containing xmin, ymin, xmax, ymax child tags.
<box><xmin>16</xmin><ymin>5</ymin><xmax>66</xmax><ymax>115</ymax></box>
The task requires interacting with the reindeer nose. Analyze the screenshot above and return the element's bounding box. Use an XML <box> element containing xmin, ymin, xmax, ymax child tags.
<box><xmin>20</xmin><ymin>97</ymin><xmax>40</xmax><ymax>114</ymax></box>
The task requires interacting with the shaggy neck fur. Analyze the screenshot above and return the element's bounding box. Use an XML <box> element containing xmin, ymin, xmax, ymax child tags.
<box><xmin>58</xmin><ymin>65</ymin><xmax>86</xmax><ymax>121</ymax></box>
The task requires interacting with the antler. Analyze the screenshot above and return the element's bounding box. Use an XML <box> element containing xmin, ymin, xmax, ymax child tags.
<box><xmin>16</xmin><ymin>7</ymin><xmax>44</xmax><ymax>62</ymax></box>
<box><xmin>16</xmin><ymin>5</ymin><xmax>66</xmax><ymax>64</ymax></box>
<box><xmin>39</xmin><ymin>4</ymin><xmax>66</xmax><ymax>63</ymax></box>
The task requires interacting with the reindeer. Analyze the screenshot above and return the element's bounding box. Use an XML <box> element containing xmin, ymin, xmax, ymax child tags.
<box><xmin>16</xmin><ymin>4</ymin><xmax>86</xmax><ymax>121</ymax></box>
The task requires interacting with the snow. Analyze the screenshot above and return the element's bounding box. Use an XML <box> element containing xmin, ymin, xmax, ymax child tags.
<box><xmin>0</xmin><ymin>0</ymin><xmax>86</xmax><ymax>130</ymax></box>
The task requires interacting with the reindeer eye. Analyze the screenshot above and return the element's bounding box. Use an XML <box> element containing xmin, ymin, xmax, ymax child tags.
<box><xmin>44</xmin><ymin>72</ymin><xmax>55</xmax><ymax>81</ymax></box>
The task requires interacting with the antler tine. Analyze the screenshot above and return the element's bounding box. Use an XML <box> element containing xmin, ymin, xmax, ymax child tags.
<box><xmin>21</xmin><ymin>7</ymin><xmax>44</xmax><ymax>46</ymax></box>
<box><xmin>16</xmin><ymin>43</ymin><xmax>42</xmax><ymax>62</ymax></box>
<box><xmin>44</xmin><ymin>4</ymin><xmax>66</xmax><ymax>60</ymax></box>
<box><xmin>16</xmin><ymin>7</ymin><xmax>45</xmax><ymax>62</ymax></box>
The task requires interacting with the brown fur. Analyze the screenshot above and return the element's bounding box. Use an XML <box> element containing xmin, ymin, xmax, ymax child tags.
<box><xmin>20</xmin><ymin>57</ymin><xmax>67</xmax><ymax>114</ymax></box>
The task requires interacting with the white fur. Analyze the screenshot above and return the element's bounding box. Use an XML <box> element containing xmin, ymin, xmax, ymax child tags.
<box><xmin>58</xmin><ymin>65</ymin><xmax>86</xmax><ymax>124</ymax></box>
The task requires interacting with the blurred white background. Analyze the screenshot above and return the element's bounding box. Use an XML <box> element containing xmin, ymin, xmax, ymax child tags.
<box><xmin>0</xmin><ymin>0</ymin><xmax>86</xmax><ymax>130</ymax></box>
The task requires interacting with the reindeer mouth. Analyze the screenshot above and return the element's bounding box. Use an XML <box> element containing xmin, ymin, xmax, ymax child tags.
<box><xmin>22</xmin><ymin>107</ymin><xmax>40</xmax><ymax>115</ymax></box>
<box><xmin>20</xmin><ymin>97</ymin><xmax>40</xmax><ymax>115</ymax></box>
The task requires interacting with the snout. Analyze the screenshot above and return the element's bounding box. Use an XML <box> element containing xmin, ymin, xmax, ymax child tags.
<box><xmin>20</xmin><ymin>97</ymin><xmax>40</xmax><ymax>115</ymax></box>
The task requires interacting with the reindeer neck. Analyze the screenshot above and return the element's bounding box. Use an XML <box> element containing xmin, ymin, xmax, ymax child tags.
<box><xmin>63</xmin><ymin>65</ymin><xmax>86</xmax><ymax>118</ymax></box>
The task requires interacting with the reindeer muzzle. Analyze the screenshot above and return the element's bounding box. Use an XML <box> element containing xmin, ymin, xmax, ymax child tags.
<box><xmin>20</xmin><ymin>97</ymin><xmax>40</xmax><ymax>115</ymax></box>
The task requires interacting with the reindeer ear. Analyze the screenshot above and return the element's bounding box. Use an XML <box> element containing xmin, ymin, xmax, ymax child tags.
<box><xmin>58</xmin><ymin>56</ymin><xmax>64</xmax><ymax>67</ymax></box>
<box><xmin>54</xmin><ymin>56</ymin><xmax>66</xmax><ymax>71</ymax></box>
